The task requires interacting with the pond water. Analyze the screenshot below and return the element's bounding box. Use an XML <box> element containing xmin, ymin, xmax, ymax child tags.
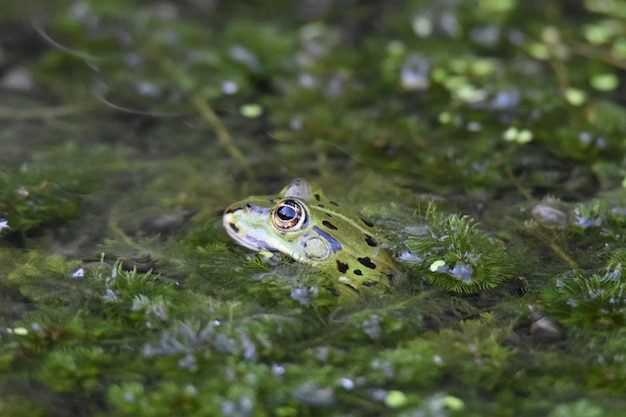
<box><xmin>1</xmin><ymin>1</ymin><xmax>625</xmax><ymax>416</ymax></box>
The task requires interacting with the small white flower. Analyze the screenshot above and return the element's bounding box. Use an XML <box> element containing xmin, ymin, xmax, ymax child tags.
<box><xmin>0</xmin><ymin>219</ymin><xmax>10</xmax><ymax>233</ymax></box>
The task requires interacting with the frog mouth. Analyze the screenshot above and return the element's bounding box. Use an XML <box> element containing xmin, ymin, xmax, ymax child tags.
<box><xmin>228</xmin><ymin>230</ymin><xmax>274</xmax><ymax>252</ymax></box>
<box><xmin>223</xmin><ymin>213</ymin><xmax>275</xmax><ymax>252</ymax></box>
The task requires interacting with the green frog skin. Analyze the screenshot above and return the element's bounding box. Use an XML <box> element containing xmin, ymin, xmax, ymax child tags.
<box><xmin>223</xmin><ymin>178</ymin><xmax>396</xmax><ymax>292</ymax></box>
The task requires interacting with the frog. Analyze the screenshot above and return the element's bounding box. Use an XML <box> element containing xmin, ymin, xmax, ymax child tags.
<box><xmin>223</xmin><ymin>178</ymin><xmax>396</xmax><ymax>293</ymax></box>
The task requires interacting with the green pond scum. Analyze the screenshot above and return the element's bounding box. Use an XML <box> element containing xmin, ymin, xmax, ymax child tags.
<box><xmin>1</xmin><ymin>0</ymin><xmax>626</xmax><ymax>416</ymax></box>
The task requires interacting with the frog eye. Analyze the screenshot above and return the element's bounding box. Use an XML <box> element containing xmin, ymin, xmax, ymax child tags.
<box><xmin>272</xmin><ymin>199</ymin><xmax>308</xmax><ymax>231</ymax></box>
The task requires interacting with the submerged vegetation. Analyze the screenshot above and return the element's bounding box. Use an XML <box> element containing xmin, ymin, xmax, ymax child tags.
<box><xmin>402</xmin><ymin>203</ymin><xmax>513</xmax><ymax>293</ymax></box>
<box><xmin>1</xmin><ymin>0</ymin><xmax>626</xmax><ymax>416</ymax></box>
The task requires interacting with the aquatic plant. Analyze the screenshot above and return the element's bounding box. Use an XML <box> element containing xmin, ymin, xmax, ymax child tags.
<box><xmin>541</xmin><ymin>249</ymin><xmax>626</xmax><ymax>329</ymax></box>
<box><xmin>402</xmin><ymin>203</ymin><xmax>513</xmax><ymax>293</ymax></box>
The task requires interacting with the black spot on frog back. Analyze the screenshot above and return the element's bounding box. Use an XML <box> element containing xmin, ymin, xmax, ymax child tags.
<box><xmin>360</xmin><ymin>217</ymin><xmax>374</xmax><ymax>227</ymax></box>
<box><xmin>357</xmin><ymin>256</ymin><xmax>377</xmax><ymax>269</ymax></box>
<box><xmin>364</xmin><ymin>234</ymin><xmax>378</xmax><ymax>247</ymax></box>
<box><xmin>336</xmin><ymin>260</ymin><xmax>349</xmax><ymax>273</ymax></box>
<box><xmin>323</xmin><ymin>220</ymin><xmax>338</xmax><ymax>230</ymax></box>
